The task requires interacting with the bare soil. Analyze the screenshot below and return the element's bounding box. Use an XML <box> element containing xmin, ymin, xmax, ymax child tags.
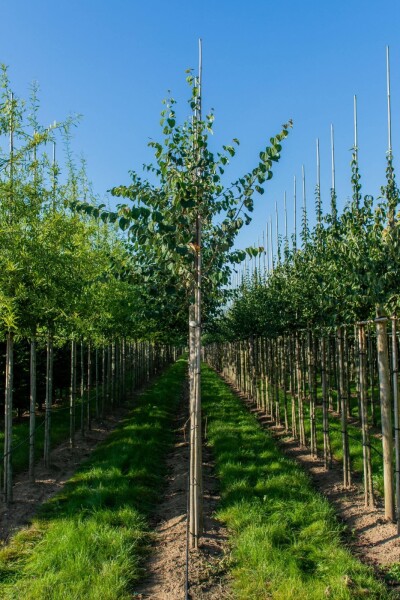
<box><xmin>0</xmin><ymin>405</ymin><xmax>131</xmax><ymax>543</ymax></box>
<box><xmin>224</xmin><ymin>379</ymin><xmax>400</xmax><ymax>589</ymax></box>
<box><xmin>134</xmin><ymin>387</ymin><xmax>232</xmax><ymax>600</ymax></box>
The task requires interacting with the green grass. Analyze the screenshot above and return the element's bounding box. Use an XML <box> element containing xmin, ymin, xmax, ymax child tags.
<box><xmin>260</xmin><ymin>379</ymin><xmax>385</xmax><ymax>495</ymax></box>
<box><xmin>0</xmin><ymin>373</ymin><xmax>137</xmax><ymax>478</ymax></box>
<box><xmin>202</xmin><ymin>364</ymin><xmax>392</xmax><ymax>599</ymax></box>
<box><xmin>0</xmin><ymin>357</ymin><xmax>186</xmax><ymax>600</ymax></box>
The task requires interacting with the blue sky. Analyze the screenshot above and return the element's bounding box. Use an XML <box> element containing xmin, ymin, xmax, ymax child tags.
<box><xmin>2</xmin><ymin>0</ymin><xmax>400</xmax><ymax>254</ymax></box>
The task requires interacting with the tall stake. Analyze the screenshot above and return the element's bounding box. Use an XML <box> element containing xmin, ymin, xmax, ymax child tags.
<box><xmin>269</xmin><ymin>217</ymin><xmax>274</xmax><ymax>272</ymax></box>
<box><xmin>387</xmin><ymin>46</ymin><xmax>392</xmax><ymax>156</ymax></box>
<box><xmin>189</xmin><ymin>38</ymin><xmax>203</xmax><ymax>549</ymax></box>
<box><xmin>331</xmin><ymin>124</ymin><xmax>336</xmax><ymax>191</ymax></box>
<box><xmin>316</xmin><ymin>138</ymin><xmax>322</xmax><ymax>226</ymax></box>
<box><xmin>275</xmin><ymin>200</ymin><xmax>280</xmax><ymax>264</ymax></box>
<box><xmin>392</xmin><ymin>317</ymin><xmax>400</xmax><ymax>531</ymax></box>
<box><xmin>293</xmin><ymin>175</ymin><xmax>297</xmax><ymax>250</ymax></box>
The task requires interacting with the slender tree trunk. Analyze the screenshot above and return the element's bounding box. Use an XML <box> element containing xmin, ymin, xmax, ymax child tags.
<box><xmin>95</xmin><ymin>347</ymin><xmax>99</xmax><ymax>417</ymax></box>
<box><xmin>87</xmin><ymin>342</ymin><xmax>92</xmax><ymax>431</ymax></box>
<box><xmin>44</xmin><ymin>333</ymin><xmax>53</xmax><ymax>468</ymax></box>
<box><xmin>321</xmin><ymin>336</ymin><xmax>332</xmax><ymax>469</ymax></box>
<box><xmin>392</xmin><ymin>318</ymin><xmax>400</xmax><ymax>531</ymax></box>
<box><xmin>376</xmin><ymin>311</ymin><xmax>394</xmax><ymax>520</ymax></box>
<box><xmin>81</xmin><ymin>341</ymin><xmax>85</xmax><ymax>437</ymax></box>
<box><xmin>337</xmin><ymin>327</ymin><xmax>351</xmax><ymax>487</ymax></box>
<box><xmin>358</xmin><ymin>324</ymin><xmax>374</xmax><ymax>507</ymax></box>
<box><xmin>308</xmin><ymin>329</ymin><xmax>317</xmax><ymax>457</ymax></box>
<box><xmin>4</xmin><ymin>332</ymin><xmax>14</xmax><ymax>504</ymax></box>
<box><xmin>29</xmin><ymin>337</ymin><xmax>36</xmax><ymax>482</ymax></box>
<box><xmin>70</xmin><ymin>340</ymin><xmax>77</xmax><ymax>448</ymax></box>
<box><xmin>296</xmin><ymin>333</ymin><xmax>305</xmax><ymax>447</ymax></box>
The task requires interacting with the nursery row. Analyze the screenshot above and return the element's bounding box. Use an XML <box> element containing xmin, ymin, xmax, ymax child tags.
<box><xmin>1</xmin><ymin>338</ymin><xmax>179</xmax><ymax>505</ymax></box>
<box><xmin>205</xmin><ymin>317</ymin><xmax>400</xmax><ymax>524</ymax></box>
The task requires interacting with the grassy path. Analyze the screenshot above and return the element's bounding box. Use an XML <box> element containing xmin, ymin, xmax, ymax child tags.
<box><xmin>0</xmin><ymin>357</ymin><xmax>186</xmax><ymax>600</ymax></box>
<box><xmin>202</xmin><ymin>364</ymin><xmax>392</xmax><ymax>599</ymax></box>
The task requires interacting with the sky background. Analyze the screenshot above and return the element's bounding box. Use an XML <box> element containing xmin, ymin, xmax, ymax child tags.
<box><xmin>2</xmin><ymin>0</ymin><xmax>400</xmax><ymax>256</ymax></box>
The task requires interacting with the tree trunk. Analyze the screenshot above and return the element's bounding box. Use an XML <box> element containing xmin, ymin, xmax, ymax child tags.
<box><xmin>29</xmin><ymin>337</ymin><xmax>36</xmax><ymax>482</ymax></box>
<box><xmin>4</xmin><ymin>332</ymin><xmax>14</xmax><ymax>504</ymax></box>
<box><xmin>337</xmin><ymin>326</ymin><xmax>351</xmax><ymax>487</ymax></box>
<box><xmin>358</xmin><ymin>324</ymin><xmax>374</xmax><ymax>507</ymax></box>
<box><xmin>70</xmin><ymin>340</ymin><xmax>77</xmax><ymax>448</ymax></box>
<box><xmin>392</xmin><ymin>318</ymin><xmax>400</xmax><ymax>531</ymax></box>
<box><xmin>321</xmin><ymin>336</ymin><xmax>332</xmax><ymax>469</ymax></box>
<box><xmin>376</xmin><ymin>311</ymin><xmax>394</xmax><ymax>520</ymax></box>
<box><xmin>44</xmin><ymin>333</ymin><xmax>53</xmax><ymax>468</ymax></box>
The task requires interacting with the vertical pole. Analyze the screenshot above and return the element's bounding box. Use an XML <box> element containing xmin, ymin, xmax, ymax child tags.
<box><xmin>316</xmin><ymin>138</ymin><xmax>321</xmax><ymax>226</ymax></box>
<box><xmin>392</xmin><ymin>317</ymin><xmax>400</xmax><ymax>530</ymax></box>
<box><xmin>331</xmin><ymin>124</ymin><xmax>336</xmax><ymax>191</ymax></box>
<box><xmin>4</xmin><ymin>333</ymin><xmax>14</xmax><ymax>504</ymax></box>
<box><xmin>70</xmin><ymin>339</ymin><xmax>76</xmax><ymax>448</ymax></box>
<box><xmin>44</xmin><ymin>334</ymin><xmax>53</xmax><ymax>468</ymax></box>
<box><xmin>29</xmin><ymin>337</ymin><xmax>37</xmax><ymax>482</ymax></box>
<box><xmin>376</xmin><ymin>313</ymin><xmax>394</xmax><ymax>520</ymax></box>
<box><xmin>87</xmin><ymin>342</ymin><xmax>91</xmax><ymax>431</ymax></box>
<box><xmin>81</xmin><ymin>342</ymin><xmax>85</xmax><ymax>437</ymax></box>
<box><xmin>275</xmin><ymin>200</ymin><xmax>280</xmax><ymax>264</ymax></box>
<box><xmin>293</xmin><ymin>175</ymin><xmax>297</xmax><ymax>250</ymax></box>
<box><xmin>337</xmin><ymin>326</ymin><xmax>351</xmax><ymax>488</ymax></box>
<box><xmin>387</xmin><ymin>46</ymin><xmax>392</xmax><ymax>156</ymax></box>
<box><xmin>359</xmin><ymin>324</ymin><xmax>374</xmax><ymax>507</ymax></box>
<box><xmin>269</xmin><ymin>217</ymin><xmax>274</xmax><ymax>272</ymax></box>
<box><xmin>321</xmin><ymin>335</ymin><xmax>331</xmax><ymax>469</ymax></box>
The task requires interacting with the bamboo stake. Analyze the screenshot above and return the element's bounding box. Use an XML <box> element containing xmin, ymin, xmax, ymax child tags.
<box><xmin>331</xmin><ymin>124</ymin><xmax>336</xmax><ymax>191</ymax></box>
<box><xmin>293</xmin><ymin>175</ymin><xmax>297</xmax><ymax>250</ymax></box>
<box><xmin>387</xmin><ymin>46</ymin><xmax>392</xmax><ymax>155</ymax></box>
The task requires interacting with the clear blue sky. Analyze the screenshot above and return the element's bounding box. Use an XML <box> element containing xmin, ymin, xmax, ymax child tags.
<box><xmin>2</xmin><ymin>0</ymin><xmax>400</xmax><ymax>252</ymax></box>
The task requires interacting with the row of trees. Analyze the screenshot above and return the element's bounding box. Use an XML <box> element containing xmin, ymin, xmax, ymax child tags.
<box><xmin>217</xmin><ymin>127</ymin><xmax>399</xmax><ymax>339</ymax></box>
<box><xmin>1</xmin><ymin>60</ymin><xmax>291</xmax><ymax>546</ymax></box>
<box><xmin>206</xmin><ymin>67</ymin><xmax>400</xmax><ymax>530</ymax></box>
<box><xmin>74</xmin><ymin>57</ymin><xmax>291</xmax><ymax>545</ymax></box>
<box><xmin>205</xmin><ymin>321</ymin><xmax>399</xmax><ymax>524</ymax></box>
<box><xmin>0</xmin><ymin>66</ymin><xmax>186</xmax><ymax>505</ymax></box>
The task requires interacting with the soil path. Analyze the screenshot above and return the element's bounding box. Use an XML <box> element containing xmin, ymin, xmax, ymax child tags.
<box><xmin>0</xmin><ymin>404</ymin><xmax>131</xmax><ymax>543</ymax></box>
<box><xmin>135</xmin><ymin>386</ymin><xmax>232</xmax><ymax>600</ymax></box>
<box><xmin>221</xmin><ymin>377</ymin><xmax>400</xmax><ymax>588</ymax></box>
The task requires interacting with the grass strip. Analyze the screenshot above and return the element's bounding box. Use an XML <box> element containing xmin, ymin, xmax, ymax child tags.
<box><xmin>202</xmin><ymin>364</ymin><xmax>392</xmax><ymax>599</ymax></box>
<box><xmin>0</xmin><ymin>357</ymin><xmax>186</xmax><ymax>600</ymax></box>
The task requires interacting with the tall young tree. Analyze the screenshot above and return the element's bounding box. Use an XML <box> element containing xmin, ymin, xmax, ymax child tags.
<box><xmin>75</xmin><ymin>65</ymin><xmax>290</xmax><ymax>545</ymax></box>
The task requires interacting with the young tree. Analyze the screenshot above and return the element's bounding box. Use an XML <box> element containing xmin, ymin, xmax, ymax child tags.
<box><xmin>74</xmin><ymin>68</ymin><xmax>290</xmax><ymax>546</ymax></box>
